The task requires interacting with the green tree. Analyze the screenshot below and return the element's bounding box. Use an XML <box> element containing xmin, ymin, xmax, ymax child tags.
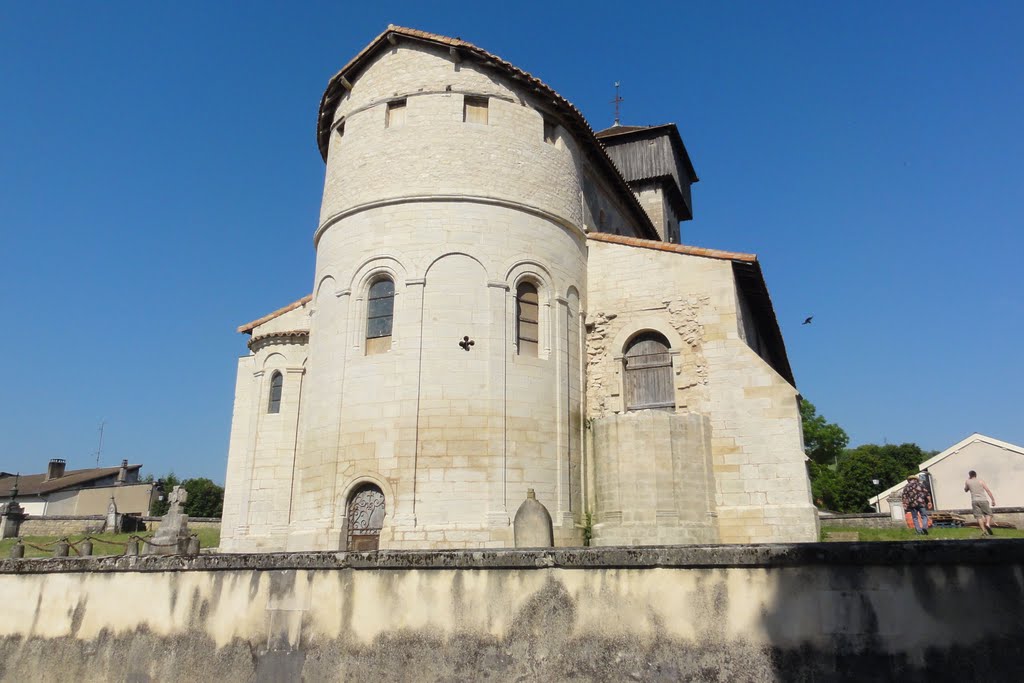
<box><xmin>149</xmin><ymin>472</ymin><xmax>180</xmax><ymax>516</ymax></box>
<box><xmin>833</xmin><ymin>443</ymin><xmax>934</xmax><ymax>512</ymax></box>
<box><xmin>807</xmin><ymin>461</ymin><xmax>842</xmax><ymax>511</ymax></box>
<box><xmin>182</xmin><ymin>478</ymin><xmax>224</xmax><ymax>518</ymax></box>
<box><xmin>800</xmin><ymin>400</ymin><xmax>849</xmax><ymax>465</ymax></box>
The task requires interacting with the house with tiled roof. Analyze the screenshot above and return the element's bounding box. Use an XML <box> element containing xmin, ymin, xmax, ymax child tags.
<box><xmin>0</xmin><ymin>458</ymin><xmax>155</xmax><ymax>517</ymax></box>
<box><xmin>220</xmin><ymin>26</ymin><xmax>816</xmax><ymax>553</ymax></box>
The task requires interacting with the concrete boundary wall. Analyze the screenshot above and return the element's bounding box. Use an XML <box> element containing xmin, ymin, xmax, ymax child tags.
<box><xmin>1</xmin><ymin>543</ymin><xmax>1022</xmax><ymax>682</ymax></box>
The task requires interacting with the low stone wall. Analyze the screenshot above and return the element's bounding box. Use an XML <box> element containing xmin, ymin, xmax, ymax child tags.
<box><xmin>17</xmin><ymin>516</ymin><xmax>221</xmax><ymax>538</ymax></box>
<box><xmin>819</xmin><ymin>513</ymin><xmax>900</xmax><ymax>529</ymax></box>
<box><xmin>1</xmin><ymin>543</ymin><xmax>1022</xmax><ymax>681</ymax></box>
<box><xmin>18</xmin><ymin>516</ymin><xmax>106</xmax><ymax>536</ymax></box>
<box><xmin>820</xmin><ymin>508</ymin><xmax>1024</xmax><ymax>530</ymax></box>
<box><xmin>143</xmin><ymin>516</ymin><xmax>222</xmax><ymax>531</ymax></box>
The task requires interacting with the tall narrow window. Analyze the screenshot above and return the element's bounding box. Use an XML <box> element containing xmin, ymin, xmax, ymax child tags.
<box><xmin>516</xmin><ymin>282</ymin><xmax>539</xmax><ymax>357</ymax></box>
<box><xmin>267</xmin><ymin>371</ymin><xmax>283</xmax><ymax>414</ymax></box>
<box><xmin>463</xmin><ymin>96</ymin><xmax>488</xmax><ymax>124</ymax></box>
<box><xmin>386</xmin><ymin>99</ymin><xmax>406</xmax><ymax>128</ymax></box>
<box><xmin>366</xmin><ymin>277</ymin><xmax>395</xmax><ymax>355</ymax></box>
<box><xmin>623</xmin><ymin>332</ymin><xmax>674</xmax><ymax>411</ymax></box>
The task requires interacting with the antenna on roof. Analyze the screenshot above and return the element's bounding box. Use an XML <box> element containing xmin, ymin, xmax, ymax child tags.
<box><xmin>611</xmin><ymin>81</ymin><xmax>623</xmax><ymax>126</ymax></box>
<box><xmin>94</xmin><ymin>420</ymin><xmax>106</xmax><ymax>468</ymax></box>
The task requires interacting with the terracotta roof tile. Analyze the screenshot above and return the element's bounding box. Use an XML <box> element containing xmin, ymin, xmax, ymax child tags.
<box><xmin>587</xmin><ymin>232</ymin><xmax>756</xmax><ymax>263</ymax></box>
<box><xmin>0</xmin><ymin>465</ymin><xmax>143</xmax><ymax>497</ymax></box>
<box><xmin>237</xmin><ymin>295</ymin><xmax>312</xmax><ymax>334</ymax></box>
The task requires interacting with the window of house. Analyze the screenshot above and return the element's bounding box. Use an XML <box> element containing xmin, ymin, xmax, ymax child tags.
<box><xmin>623</xmin><ymin>332</ymin><xmax>674</xmax><ymax>411</ymax></box>
<box><xmin>366</xmin><ymin>277</ymin><xmax>395</xmax><ymax>354</ymax></box>
<box><xmin>268</xmin><ymin>371</ymin><xmax>283</xmax><ymax>414</ymax></box>
<box><xmin>386</xmin><ymin>99</ymin><xmax>406</xmax><ymax>128</ymax></box>
<box><xmin>544</xmin><ymin>120</ymin><xmax>557</xmax><ymax>145</ymax></box>
<box><xmin>516</xmin><ymin>281</ymin><xmax>539</xmax><ymax>357</ymax></box>
<box><xmin>463</xmin><ymin>96</ymin><xmax>489</xmax><ymax>124</ymax></box>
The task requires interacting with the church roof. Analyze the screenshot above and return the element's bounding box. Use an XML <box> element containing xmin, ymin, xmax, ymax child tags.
<box><xmin>237</xmin><ymin>294</ymin><xmax>312</xmax><ymax>334</ymax></box>
<box><xmin>316</xmin><ymin>25</ymin><xmax>659</xmax><ymax>240</ymax></box>
<box><xmin>587</xmin><ymin>233</ymin><xmax>795</xmax><ymax>386</ymax></box>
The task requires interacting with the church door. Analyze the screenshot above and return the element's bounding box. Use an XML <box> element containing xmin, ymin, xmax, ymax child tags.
<box><xmin>346</xmin><ymin>485</ymin><xmax>385</xmax><ymax>551</ymax></box>
<box><xmin>623</xmin><ymin>332</ymin><xmax>674</xmax><ymax>411</ymax></box>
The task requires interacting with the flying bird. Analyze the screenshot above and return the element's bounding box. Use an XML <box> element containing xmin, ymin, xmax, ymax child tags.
<box><xmin>802</xmin><ymin>316</ymin><xmax>813</xmax><ymax>325</ymax></box>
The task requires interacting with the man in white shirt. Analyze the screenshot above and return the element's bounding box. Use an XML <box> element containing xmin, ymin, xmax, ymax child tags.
<box><xmin>964</xmin><ymin>470</ymin><xmax>996</xmax><ymax>536</ymax></box>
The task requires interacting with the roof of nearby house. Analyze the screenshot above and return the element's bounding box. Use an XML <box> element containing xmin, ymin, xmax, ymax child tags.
<box><xmin>869</xmin><ymin>433</ymin><xmax>1024</xmax><ymax>505</ymax></box>
<box><xmin>587</xmin><ymin>233</ymin><xmax>794</xmax><ymax>386</ymax></box>
<box><xmin>315</xmin><ymin>25</ymin><xmax>660</xmax><ymax>240</ymax></box>
<box><xmin>0</xmin><ymin>464</ymin><xmax>142</xmax><ymax>498</ymax></box>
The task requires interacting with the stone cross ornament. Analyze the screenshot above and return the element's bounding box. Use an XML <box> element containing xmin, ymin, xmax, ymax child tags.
<box><xmin>168</xmin><ymin>486</ymin><xmax>188</xmax><ymax>510</ymax></box>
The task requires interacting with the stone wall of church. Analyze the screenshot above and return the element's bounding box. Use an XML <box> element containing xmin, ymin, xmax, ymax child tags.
<box><xmin>585</xmin><ymin>239</ymin><xmax>817</xmax><ymax>543</ymax></box>
<box><xmin>221</xmin><ymin>304</ymin><xmax>309</xmax><ymax>552</ymax></box>
<box><xmin>281</xmin><ymin>43</ymin><xmax>601</xmax><ymax>551</ymax></box>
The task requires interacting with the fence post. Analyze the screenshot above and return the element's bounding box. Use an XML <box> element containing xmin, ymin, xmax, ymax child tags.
<box><xmin>80</xmin><ymin>539</ymin><xmax>93</xmax><ymax>557</ymax></box>
<box><xmin>10</xmin><ymin>541</ymin><xmax>24</xmax><ymax>559</ymax></box>
<box><xmin>187</xmin><ymin>535</ymin><xmax>200</xmax><ymax>556</ymax></box>
<box><xmin>126</xmin><ymin>538</ymin><xmax>140</xmax><ymax>556</ymax></box>
<box><xmin>54</xmin><ymin>539</ymin><xmax>69</xmax><ymax>558</ymax></box>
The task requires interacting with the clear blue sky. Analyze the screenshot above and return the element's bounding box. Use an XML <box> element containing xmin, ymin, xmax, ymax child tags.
<box><xmin>2</xmin><ymin>3</ymin><xmax>1021</xmax><ymax>483</ymax></box>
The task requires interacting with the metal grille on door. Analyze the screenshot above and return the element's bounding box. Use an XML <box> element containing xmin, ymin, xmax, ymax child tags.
<box><xmin>346</xmin><ymin>486</ymin><xmax>385</xmax><ymax>551</ymax></box>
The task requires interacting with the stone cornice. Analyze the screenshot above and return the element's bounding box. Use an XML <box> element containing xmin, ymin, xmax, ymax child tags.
<box><xmin>247</xmin><ymin>329</ymin><xmax>310</xmax><ymax>352</ymax></box>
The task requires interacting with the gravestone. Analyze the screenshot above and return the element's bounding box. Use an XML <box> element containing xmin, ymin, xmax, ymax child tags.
<box><xmin>146</xmin><ymin>486</ymin><xmax>190</xmax><ymax>555</ymax></box>
<box><xmin>513</xmin><ymin>489</ymin><xmax>553</xmax><ymax>548</ymax></box>
<box><xmin>103</xmin><ymin>497</ymin><xmax>120</xmax><ymax>533</ymax></box>
<box><xmin>0</xmin><ymin>500</ymin><xmax>26</xmax><ymax>539</ymax></box>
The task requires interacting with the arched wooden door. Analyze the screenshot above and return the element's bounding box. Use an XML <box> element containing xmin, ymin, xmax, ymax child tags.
<box><xmin>623</xmin><ymin>332</ymin><xmax>674</xmax><ymax>411</ymax></box>
<box><xmin>346</xmin><ymin>485</ymin><xmax>385</xmax><ymax>551</ymax></box>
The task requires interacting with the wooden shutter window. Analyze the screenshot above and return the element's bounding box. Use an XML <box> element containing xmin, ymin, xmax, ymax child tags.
<box><xmin>366</xmin><ymin>277</ymin><xmax>395</xmax><ymax>355</ymax></box>
<box><xmin>463</xmin><ymin>96</ymin><xmax>489</xmax><ymax>124</ymax></box>
<box><xmin>516</xmin><ymin>282</ymin><xmax>539</xmax><ymax>357</ymax></box>
<box><xmin>623</xmin><ymin>332</ymin><xmax>674</xmax><ymax>411</ymax></box>
<box><xmin>267</xmin><ymin>371</ymin><xmax>283</xmax><ymax>414</ymax></box>
<box><xmin>386</xmin><ymin>99</ymin><xmax>407</xmax><ymax>128</ymax></box>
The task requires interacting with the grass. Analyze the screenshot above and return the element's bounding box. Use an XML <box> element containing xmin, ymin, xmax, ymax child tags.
<box><xmin>822</xmin><ymin>525</ymin><xmax>1024</xmax><ymax>542</ymax></box>
<box><xmin>1</xmin><ymin>527</ymin><xmax>220</xmax><ymax>559</ymax></box>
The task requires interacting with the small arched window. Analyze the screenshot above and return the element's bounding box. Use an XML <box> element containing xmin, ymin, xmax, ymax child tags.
<box><xmin>267</xmin><ymin>371</ymin><xmax>283</xmax><ymax>414</ymax></box>
<box><xmin>623</xmin><ymin>332</ymin><xmax>674</xmax><ymax>411</ymax></box>
<box><xmin>366</xmin><ymin>277</ymin><xmax>395</xmax><ymax>355</ymax></box>
<box><xmin>516</xmin><ymin>282</ymin><xmax>539</xmax><ymax>357</ymax></box>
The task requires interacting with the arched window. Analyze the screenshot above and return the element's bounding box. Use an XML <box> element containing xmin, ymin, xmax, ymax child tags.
<box><xmin>623</xmin><ymin>332</ymin><xmax>674</xmax><ymax>411</ymax></box>
<box><xmin>366</xmin><ymin>277</ymin><xmax>395</xmax><ymax>354</ymax></box>
<box><xmin>267</xmin><ymin>371</ymin><xmax>283</xmax><ymax>414</ymax></box>
<box><xmin>516</xmin><ymin>281</ymin><xmax>539</xmax><ymax>356</ymax></box>
<box><xmin>347</xmin><ymin>484</ymin><xmax>385</xmax><ymax>551</ymax></box>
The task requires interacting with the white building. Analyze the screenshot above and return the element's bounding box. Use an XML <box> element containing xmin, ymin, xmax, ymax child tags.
<box><xmin>871</xmin><ymin>433</ymin><xmax>1024</xmax><ymax>515</ymax></box>
<box><xmin>220</xmin><ymin>26</ymin><xmax>817</xmax><ymax>552</ymax></box>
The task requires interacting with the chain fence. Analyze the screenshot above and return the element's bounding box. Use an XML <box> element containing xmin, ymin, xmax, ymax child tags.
<box><xmin>9</xmin><ymin>533</ymin><xmax>200</xmax><ymax>559</ymax></box>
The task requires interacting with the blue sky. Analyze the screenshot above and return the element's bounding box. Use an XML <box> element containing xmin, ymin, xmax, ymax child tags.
<box><xmin>1</xmin><ymin>3</ymin><xmax>1021</xmax><ymax>483</ymax></box>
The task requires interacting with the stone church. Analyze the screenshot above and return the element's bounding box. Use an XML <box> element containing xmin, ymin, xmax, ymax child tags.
<box><xmin>219</xmin><ymin>26</ymin><xmax>817</xmax><ymax>552</ymax></box>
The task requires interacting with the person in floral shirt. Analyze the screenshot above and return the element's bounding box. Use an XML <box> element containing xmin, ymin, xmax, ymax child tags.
<box><xmin>901</xmin><ymin>474</ymin><xmax>932</xmax><ymax>535</ymax></box>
